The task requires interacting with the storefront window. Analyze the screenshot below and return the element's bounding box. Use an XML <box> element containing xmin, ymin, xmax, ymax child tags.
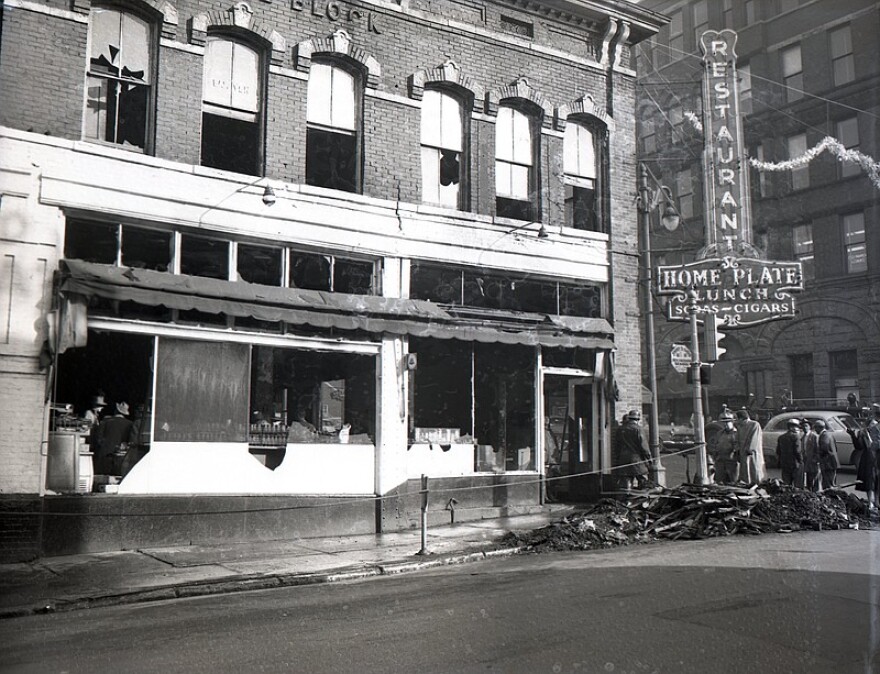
<box><xmin>249</xmin><ymin>345</ymin><xmax>375</xmax><ymax>445</ymax></box>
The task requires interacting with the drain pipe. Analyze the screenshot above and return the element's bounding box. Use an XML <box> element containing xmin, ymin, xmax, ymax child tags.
<box><xmin>416</xmin><ymin>474</ymin><xmax>430</xmax><ymax>556</ymax></box>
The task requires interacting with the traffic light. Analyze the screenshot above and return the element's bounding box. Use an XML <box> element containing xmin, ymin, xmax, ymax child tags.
<box><xmin>704</xmin><ymin>313</ymin><xmax>727</xmax><ymax>362</ymax></box>
<box><xmin>687</xmin><ymin>363</ymin><xmax>713</xmax><ymax>385</ymax></box>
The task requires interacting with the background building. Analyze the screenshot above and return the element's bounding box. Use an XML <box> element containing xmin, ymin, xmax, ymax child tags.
<box><xmin>0</xmin><ymin>0</ymin><xmax>664</xmax><ymax>560</ymax></box>
<box><xmin>636</xmin><ymin>0</ymin><xmax>880</xmax><ymax>424</ymax></box>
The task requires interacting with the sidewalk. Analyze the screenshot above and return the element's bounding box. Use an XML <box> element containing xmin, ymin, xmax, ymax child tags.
<box><xmin>0</xmin><ymin>506</ymin><xmax>581</xmax><ymax>620</ymax></box>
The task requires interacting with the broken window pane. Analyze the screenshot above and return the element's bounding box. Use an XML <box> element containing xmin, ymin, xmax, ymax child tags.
<box><xmin>421</xmin><ymin>90</ymin><xmax>464</xmax><ymax>208</ymax></box>
<box><xmin>238</xmin><ymin>243</ymin><xmax>282</xmax><ymax>286</ymax></box>
<box><xmin>180</xmin><ymin>234</ymin><xmax>229</xmax><ymax>280</ymax></box>
<box><xmin>84</xmin><ymin>7</ymin><xmax>152</xmax><ymax>150</ymax></box>
<box><xmin>496</xmin><ymin>196</ymin><xmax>533</xmax><ymax>221</ymax></box>
<box><xmin>560</xmin><ymin>283</ymin><xmax>601</xmax><ymax>317</ymax></box>
<box><xmin>306</xmin><ymin>128</ymin><xmax>358</xmax><ymax>192</ymax></box>
<box><xmin>564</xmin><ymin>183</ymin><xmax>598</xmax><ymax>232</ymax></box>
<box><xmin>410</xmin><ymin>263</ymin><xmax>463</xmax><ymax>304</ymax></box>
<box><xmin>65</xmin><ymin>219</ymin><xmax>118</xmax><ymax>263</ymax></box>
<box><xmin>409</xmin><ymin>337</ymin><xmax>472</xmax><ymax>437</ymax></box>
<box><xmin>334</xmin><ymin>259</ymin><xmax>375</xmax><ymax>295</ymax></box>
<box><xmin>250</xmin><ymin>346</ymin><xmax>376</xmax><ymax>444</ymax></box>
<box><xmin>121</xmin><ymin>226</ymin><xmax>172</xmax><ymax>271</ymax></box>
<box><xmin>290</xmin><ymin>252</ymin><xmax>331</xmax><ymax>291</ymax></box>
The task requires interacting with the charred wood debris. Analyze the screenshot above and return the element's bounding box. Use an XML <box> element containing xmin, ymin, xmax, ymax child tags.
<box><xmin>503</xmin><ymin>482</ymin><xmax>877</xmax><ymax>552</ymax></box>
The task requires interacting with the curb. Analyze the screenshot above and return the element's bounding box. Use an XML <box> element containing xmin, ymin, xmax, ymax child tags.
<box><xmin>0</xmin><ymin>546</ymin><xmax>525</xmax><ymax>620</ymax></box>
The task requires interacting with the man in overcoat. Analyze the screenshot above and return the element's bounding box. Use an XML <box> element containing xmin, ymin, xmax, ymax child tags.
<box><xmin>776</xmin><ymin>419</ymin><xmax>804</xmax><ymax>487</ymax></box>
<box><xmin>615</xmin><ymin>410</ymin><xmax>653</xmax><ymax>490</ymax></box>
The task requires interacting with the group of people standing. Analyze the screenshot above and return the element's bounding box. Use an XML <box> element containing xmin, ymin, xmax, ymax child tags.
<box><xmin>83</xmin><ymin>393</ymin><xmax>138</xmax><ymax>476</ymax></box>
<box><xmin>775</xmin><ymin>418</ymin><xmax>840</xmax><ymax>491</ymax></box>
<box><xmin>708</xmin><ymin>409</ymin><xmax>766</xmax><ymax>485</ymax></box>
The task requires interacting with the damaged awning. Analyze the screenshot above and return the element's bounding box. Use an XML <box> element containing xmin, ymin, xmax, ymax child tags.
<box><xmin>58</xmin><ymin>259</ymin><xmax>615</xmax><ymax>349</ymax></box>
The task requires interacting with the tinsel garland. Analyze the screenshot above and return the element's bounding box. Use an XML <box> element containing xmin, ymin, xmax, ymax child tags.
<box><xmin>681</xmin><ymin>111</ymin><xmax>880</xmax><ymax>190</ymax></box>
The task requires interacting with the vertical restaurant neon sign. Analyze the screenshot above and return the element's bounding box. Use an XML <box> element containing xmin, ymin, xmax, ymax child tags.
<box><xmin>700</xmin><ymin>30</ymin><xmax>752</xmax><ymax>253</ymax></box>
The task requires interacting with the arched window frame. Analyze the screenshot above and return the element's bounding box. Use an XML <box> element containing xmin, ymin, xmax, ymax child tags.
<box><xmin>562</xmin><ymin>116</ymin><xmax>607</xmax><ymax>232</ymax></box>
<box><xmin>420</xmin><ymin>86</ymin><xmax>470</xmax><ymax>210</ymax></box>
<box><xmin>305</xmin><ymin>56</ymin><xmax>365</xmax><ymax>193</ymax></box>
<box><xmin>494</xmin><ymin>101</ymin><xmax>541</xmax><ymax>221</ymax></box>
<box><xmin>83</xmin><ymin>2</ymin><xmax>160</xmax><ymax>153</ymax></box>
<box><xmin>200</xmin><ymin>31</ymin><xmax>267</xmax><ymax>176</ymax></box>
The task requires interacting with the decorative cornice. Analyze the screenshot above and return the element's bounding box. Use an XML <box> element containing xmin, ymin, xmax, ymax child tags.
<box><xmin>407</xmin><ymin>60</ymin><xmax>485</xmax><ymax>113</ymax></box>
<box><xmin>189</xmin><ymin>2</ymin><xmax>285</xmax><ymax>65</ymax></box>
<box><xmin>72</xmin><ymin>0</ymin><xmax>177</xmax><ymax>39</ymax></box>
<box><xmin>294</xmin><ymin>29</ymin><xmax>381</xmax><ymax>89</ymax></box>
<box><xmin>556</xmin><ymin>94</ymin><xmax>614</xmax><ymax>131</ymax></box>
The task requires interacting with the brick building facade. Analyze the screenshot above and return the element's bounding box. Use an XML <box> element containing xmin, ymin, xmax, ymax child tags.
<box><xmin>636</xmin><ymin>0</ymin><xmax>880</xmax><ymax>423</ymax></box>
<box><xmin>0</xmin><ymin>0</ymin><xmax>663</xmax><ymax>560</ymax></box>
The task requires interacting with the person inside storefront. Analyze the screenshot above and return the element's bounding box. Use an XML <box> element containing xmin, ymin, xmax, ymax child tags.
<box><xmin>83</xmin><ymin>393</ymin><xmax>106</xmax><ymax>429</ymax></box>
<box><xmin>93</xmin><ymin>402</ymin><xmax>136</xmax><ymax>475</ymax></box>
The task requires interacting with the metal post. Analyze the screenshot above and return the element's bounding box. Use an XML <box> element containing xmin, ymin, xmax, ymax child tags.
<box><xmin>416</xmin><ymin>474</ymin><xmax>430</xmax><ymax>555</ymax></box>
<box><xmin>689</xmin><ymin>297</ymin><xmax>709</xmax><ymax>485</ymax></box>
<box><xmin>639</xmin><ymin>164</ymin><xmax>666</xmax><ymax>487</ymax></box>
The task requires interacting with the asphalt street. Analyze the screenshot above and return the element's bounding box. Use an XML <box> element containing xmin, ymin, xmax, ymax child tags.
<box><xmin>2</xmin><ymin>530</ymin><xmax>877</xmax><ymax>674</ymax></box>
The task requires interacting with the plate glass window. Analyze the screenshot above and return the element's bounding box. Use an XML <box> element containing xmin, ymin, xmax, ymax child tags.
<box><xmin>84</xmin><ymin>6</ymin><xmax>153</xmax><ymax>150</ymax></box>
<box><xmin>421</xmin><ymin>90</ymin><xmax>465</xmax><ymax>209</ymax></box>
<box><xmin>306</xmin><ymin>62</ymin><xmax>360</xmax><ymax>193</ymax></box>
<box><xmin>201</xmin><ymin>37</ymin><xmax>263</xmax><ymax>175</ymax></box>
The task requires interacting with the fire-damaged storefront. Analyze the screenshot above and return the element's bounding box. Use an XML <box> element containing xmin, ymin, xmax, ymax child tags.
<box><xmin>43</xmin><ymin>216</ymin><xmax>615</xmax><ymax>550</ymax></box>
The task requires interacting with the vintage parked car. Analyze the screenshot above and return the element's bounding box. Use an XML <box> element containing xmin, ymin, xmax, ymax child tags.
<box><xmin>762</xmin><ymin>410</ymin><xmax>863</xmax><ymax>468</ymax></box>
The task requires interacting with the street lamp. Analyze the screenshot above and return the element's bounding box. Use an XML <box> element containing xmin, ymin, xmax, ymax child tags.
<box><xmin>636</xmin><ymin>163</ymin><xmax>681</xmax><ymax>487</ymax></box>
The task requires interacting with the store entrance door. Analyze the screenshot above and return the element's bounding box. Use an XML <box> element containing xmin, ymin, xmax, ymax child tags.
<box><xmin>543</xmin><ymin>374</ymin><xmax>593</xmax><ymax>501</ymax></box>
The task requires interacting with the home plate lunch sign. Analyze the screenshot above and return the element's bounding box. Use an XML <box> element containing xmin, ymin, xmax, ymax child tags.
<box><xmin>657</xmin><ymin>29</ymin><xmax>803</xmax><ymax>328</ymax></box>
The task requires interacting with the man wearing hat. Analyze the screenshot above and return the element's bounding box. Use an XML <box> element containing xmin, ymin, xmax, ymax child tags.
<box><xmin>614</xmin><ymin>410</ymin><xmax>654</xmax><ymax>490</ymax></box>
<box><xmin>83</xmin><ymin>393</ymin><xmax>106</xmax><ymax>429</ymax></box>
<box><xmin>93</xmin><ymin>402</ymin><xmax>135</xmax><ymax>475</ymax></box>
<box><xmin>803</xmin><ymin>420</ymin><xmax>821</xmax><ymax>492</ymax></box>
<box><xmin>776</xmin><ymin>419</ymin><xmax>805</xmax><ymax>487</ymax></box>
<box><xmin>814</xmin><ymin>419</ymin><xmax>840</xmax><ymax>490</ymax></box>
<box><xmin>735</xmin><ymin>409</ymin><xmax>765</xmax><ymax>484</ymax></box>
<box><xmin>710</xmin><ymin>411</ymin><xmax>739</xmax><ymax>484</ymax></box>
<box><xmin>862</xmin><ymin>403</ymin><xmax>880</xmax><ymax>509</ymax></box>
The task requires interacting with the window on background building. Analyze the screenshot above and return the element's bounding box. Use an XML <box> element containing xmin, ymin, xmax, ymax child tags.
<box><xmin>84</xmin><ymin>6</ymin><xmax>154</xmax><ymax>151</ymax></box>
<box><xmin>745</xmin><ymin>0</ymin><xmax>757</xmax><ymax>23</ymax></box>
<box><xmin>693</xmin><ymin>0</ymin><xmax>708</xmax><ymax>47</ymax></box>
<box><xmin>201</xmin><ymin>36</ymin><xmax>263</xmax><ymax>176</ymax></box>
<box><xmin>669</xmin><ymin>105</ymin><xmax>683</xmax><ymax>129</ymax></box>
<box><xmin>641</xmin><ymin>119</ymin><xmax>656</xmax><ymax>154</ymax></box>
<box><xmin>739</xmin><ymin>64</ymin><xmax>753</xmax><ymax>115</ymax></box>
<box><xmin>792</xmin><ymin>224</ymin><xmax>814</xmax><ymax>281</ymax></box>
<box><xmin>495</xmin><ymin>104</ymin><xmax>538</xmax><ymax>221</ymax></box>
<box><xmin>563</xmin><ymin>120</ymin><xmax>604</xmax><ymax>232</ymax></box>
<box><xmin>723</xmin><ymin>0</ymin><xmax>734</xmax><ymax>27</ymax></box>
<box><xmin>843</xmin><ymin>212</ymin><xmax>867</xmax><ymax>274</ymax></box>
<box><xmin>830</xmin><ymin>25</ymin><xmax>855</xmax><ymax>87</ymax></box>
<box><xmin>836</xmin><ymin>117</ymin><xmax>861</xmax><ymax>178</ymax></box>
<box><xmin>676</xmin><ymin>169</ymin><xmax>694</xmax><ymax>220</ymax></box>
<box><xmin>421</xmin><ymin>89</ymin><xmax>466</xmax><ymax>209</ymax></box>
<box><xmin>781</xmin><ymin>44</ymin><xmax>803</xmax><ymax>103</ymax></box>
<box><xmin>753</xmin><ymin>144</ymin><xmax>768</xmax><ymax>197</ymax></box>
<box><xmin>787</xmin><ymin>133</ymin><xmax>809</xmax><ymax>190</ymax></box>
<box><xmin>829</xmin><ymin>350</ymin><xmax>859</xmax><ymax>402</ymax></box>
<box><xmin>778</xmin><ymin>0</ymin><xmax>799</xmax><ymax>14</ymax></box>
<box><xmin>789</xmin><ymin>353</ymin><xmax>815</xmax><ymax>402</ymax></box>
<box><xmin>306</xmin><ymin>61</ymin><xmax>360</xmax><ymax>193</ymax></box>
<box><xmin>668</xmin><ymin>10</ymin><xmax>683</xmax><ymax>56</ymax></box>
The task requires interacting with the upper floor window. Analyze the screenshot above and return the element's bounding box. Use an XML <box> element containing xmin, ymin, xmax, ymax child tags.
<box><xmin>641</xmin><ymin>118</ymin><xmax>656</xmax><ymax>154</ymax></box>
<box><xmin>787</xmin><ymin>133</ymin><xmax>809</xmax><ymax>190</ymax></box>
<box><xmin>836</xmin><ymin>117</ymin><xmax>860</xmax><ymax>179</ymax></box>
<box><xmin>307</xmin><ymin>61</ymin><xmax>360</xmax><ymax>193</ymax></box>
<box><xmin>201</xmin><ymin>36</ymin><xmax>263</xmax><ymax>176</ymax></box>
<box><xmin>753</xmin><ymin>144</ymin><xmax>768</xmax><ymax>197</ymax></box>
<box><xmin>778</xmin><ymin>0</ymin><xmax>799</xmax><ymax>14</ymax></box>
<box><xmin>693</xmin><ymin>1</ymin><xmax>708</xmax><ymax>47</ymax></box>
<box><xmin>421</xmin><ymin>89</ymin><xmax>466</xmax><ymax>209</ymax></box>
<box><xmin>739</xmin><ymin>64</ymin><xmax>753</xmax><ymax>115</ymax></box>
<box><xmin>722</xmin><ymin>0</ymin><xmax>734</xmax><ymax>28</ymax></box>
<box><xmin>830</xmin><ymin>25</ymin><xmax>855</xmax><ymax>87</ymax></box>
<box><xmin>668</xmin><ymin>10</ymin><xmax>683</xmax><ymax>56</ymax></box>
<box><xmin>563</xmin><ymin>120</ymin><xmax>603</xmax><ymax>232</ymax></box>
<box><xmin>792</xmin><ymin>223</ymin><xmax>814</xmax><ymax>281</ymax></box>
<box><xmin>84</xmin><ymin>6</ymin><xmax>154</xmax><ymax>151</ymax></box>
<box><xmin>843</xmin><ymin>212</ymin><xmax>867</xmax><ymax>274</ymax></box>
<box><xmin>745</xmin><ymin>0</ymin><xmax>757</xmax><ymax>23</ymax></box>
<box><xmin>676</xmin><ymin>168</ymin><xmax>694</xmax><ymax>220</ymax></box>
<box><xmin>781</xmin><ymin>44</ymin><xmax>803</xmax><ymax>103</ymax></box>
<box><xmin>495</xmin><ymin>104</ymin><xmax>538</xmax><ymax>221</ymax></box>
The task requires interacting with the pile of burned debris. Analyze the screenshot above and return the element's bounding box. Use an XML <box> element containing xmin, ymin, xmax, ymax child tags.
<box><xmin>503</xmin><ymin>481</ymin><xmax>877</xmax><ymax>553</ymax></box>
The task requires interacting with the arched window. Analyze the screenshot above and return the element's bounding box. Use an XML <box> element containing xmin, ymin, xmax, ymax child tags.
<box><xmin>563</xmin><ymin>120</ymin><xmax>603</xmax><ymax>232</ymax></box>
<box><xmin>421</xmin><ymin>89</ymin><xmax>466</xmax><ymax>209</ymax></box>
<box><xmin>495</xmin><ymin>104</ymin><xmax>537</xmax><ymax>221</ymax></box>
<box><xmin>201</xmin><ymin>36</ymin><xmax>264</xmax><ymax>176</ymax></box>
<box><xmin>306</xmin><ymin>61</ymin><xmax>361</xmax><ymax>193</ymax></box>
<box><xmin>84</xmin><ymin>5</ymin><xmax>155</xmax><ymax>151</ymax></box>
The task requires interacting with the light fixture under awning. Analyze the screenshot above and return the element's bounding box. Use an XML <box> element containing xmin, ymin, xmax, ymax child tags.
<box><xmin>58</xmin><ymin>259</ymin><xmax>615</xmax><ymax>349</ymax></box>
